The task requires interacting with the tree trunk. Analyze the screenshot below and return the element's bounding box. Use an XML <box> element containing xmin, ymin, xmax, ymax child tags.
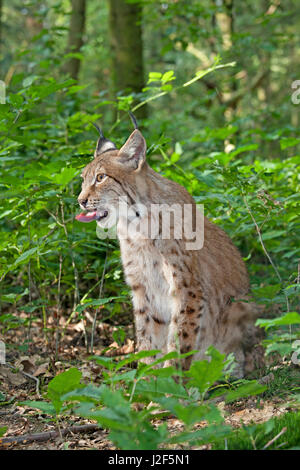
<box><xmin>64</xmin><ymin>0</ymin><xmax>86</xmax><ymax>81</ymax></box>
<box><xmin>215</xmin><ymin>0</ymin><xmax>236</xmax><ymax>151</ymax></box>
<box><xmin>108</xmin><ymin>0</ymin><xmax>146</xmax><ymax>119</ymax></box>
<box><xmin>215</xmin><ymin>0</ymin><xmax>236</xmax><ymax>122</ymax></box>
<box><xmin>0</xmin><ymin>0</ymin><xmax>2</xmax><ymax>53</ymax></box>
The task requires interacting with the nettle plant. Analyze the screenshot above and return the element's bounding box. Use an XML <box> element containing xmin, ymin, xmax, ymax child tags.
<box><xmin>256</xmin><ymin>313</ymin><xmax>300</xmax><ymax>362</ymax></box>
<box><xmin>22</xmin><ymin>347</ymin><xmax>267</xmax><ymax>450</ymax></box>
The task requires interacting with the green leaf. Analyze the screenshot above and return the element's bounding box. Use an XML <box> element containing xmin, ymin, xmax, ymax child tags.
<box><xmin>167</xmin><ymin>423</ymin><xmax>232</xmax><ymax>445</ymax></box>
<box><xmin>20</xmin><ymin>401</ymin><xmax>57</xmax><ymax>416</ymax></box>
<box><xmin>161</xmin><ymin>70</ymin><xmax>176</xmax><ymax>84</ymax></box>
<box><xmin>114</xmin><ymin>350</ymin><xmax>161</xmax><ymax>371</ymax></box>
<box><xmin>186</xmin><ymin>347</ymin><xmax>226</xmax><ymax>394</ymax></box>
<box><xmin>22</xmin><ymin>75</ymin><xmax>39</xmax><ymax>88</ymax></box>
<box><xmin>47</xmin><ymin>368</ymin><xmax>82</xmax><ymax>414</ymax></box>
<box><xmin>193</xmin><ymin>169</ymin><xmax>217</xmax><ymax>187</ymax></box>
<box><xmin>174</xmin><ymin>403</ymin><xmax>223</xmax><ymax>427</ymax></box>
<box><xmin>11</xmin><ymin>247</ymin><xmax>39</xmax><ymax>269</ymax></box>
<box><xmin>72</xmin><ymin>385</ymin><xmax>168</xmax><ymax>450</ymax></box>
<box><xmin>108</xmin><ymin>369</ymin><xmax>137</xmax><ymax>383</ymax></box>
<box><xmin>148</xmin><ymin>366</ymin><xmax>181</xmax><ymax>378</ymax></box>
<box><xmin>230</xmin><ymin>144</ymin><xmax>258</xmax><ymax>156</ymax></box>
<box><xmin>91</xmin><ymin>356</ymin><xmax>118</xmax><ymax>371</ymax></box>
<box><xmin>8</xmin><ymin>94</ymin><xmax>24</xmax><ymax>108</ymax></box>
<box><xmin>148</xmin><ymin>72</ymin><xmax>162</xmax><ymax>80</ymax></box>
<box><xmin>134</xmin><ymin>377</ymin><xmax>189</xmax><ymax>400</ymax></box>
<box><xmin>225</xmin><ymin>380</ymin><xmax>267</xmax><ymax>403</ymax></box>
<box><xmin>161</xmin><ymin>84</ymin><xmax>173</xmax><ymax>92</ymax></box>
<box><xmin>109</xmin><ymin>422</ymin><xmax>168</xmax><ymax>451</ymax></box>
<box><xmin>261</xmin><ymin>230</ymin><xmax>286</xmax><ymax>241</ymax></box>
<box><xmin>1</xmin><ymin>288</ymin><xmax>28</xmax><ymax>304</ymax></box>
<box><xmin>280</xmin><ymin>138</ymin><xmax>300</xmax><ymax>150</ymax></box>
<box><xmin>76</xmin><ymin>297</ymin><xmax>123</xmax><ymax>314</ymax></box>
<box><xmin>252</xmin><ymin>284</ymin><xmax>281</xmax><ymax>301</ymax></box>
<box><xmin>265</xmin><ymin>342</ymin><xmax>293</xmax><ymax>357</ymax></box>
<box><xmin>256</xmin><ymin>312</ymin><xmax>300</xmax><ymax>330</ymax></box>
<box><xmin>50</xmin><ymin>167</ymin><xmax>79</xmax><ymax>186</ymax></box>
<box><xmin>75</xmin><ymin>387</ymin><xmax>132</xmax><ymax>431</ymax></box>
<box><xmin>62</xmin><ymin>384</ymin><xmax>106</xmax><ymax>403</ymax></box>
<box><xmin>154</xmin><ymin>396</ymin><xmax>223</xmax><ymax>427</ymax></box>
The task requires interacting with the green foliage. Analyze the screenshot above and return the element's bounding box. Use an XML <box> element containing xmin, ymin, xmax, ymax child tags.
<box><xmin>256</xmin><ymin>313</ymin><xmax>300</xmax><ymax>360</ymax></box>
<box><xmin>20</xmin><ymin>347</ymin><xmax>270</xmax><ymax>450</ymax></box>
<box><xmin>256</xmin><ymin>312</ymin><xmax>300</xmax><ymax>330</ymax></box>
<box><xmin>1</xmin><ymin>0</ymin><xmax>300</xmax><ymax>451</ymax></box>
<box><xmin>225</xmin><ymin>381</ymin><xmax>267</xmax><ymax>403</ymax></box>
<box><xmin>186</xmin><ymin>346</ymin><xmax>229</xmax><ymax>395</ymax></box>
<box><xmin>22</xmin><ymin>367</ymin><xmax>83</xmax><ymax>416</ymax></box>
<box><xmin>47</xmin><ymin>367</ymin><xmax>83</xmax><ymax>414</ymax></box>
<box><xmin>1</xmin><ymin>1</ymin><xmax>299</xmax><ymax>345</ymax></box>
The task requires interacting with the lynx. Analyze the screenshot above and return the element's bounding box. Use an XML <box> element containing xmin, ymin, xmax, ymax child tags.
<box><xmin>76</xmin><ymin>120</ymin><xmax>263</xmax><ymax>377</ymax></box>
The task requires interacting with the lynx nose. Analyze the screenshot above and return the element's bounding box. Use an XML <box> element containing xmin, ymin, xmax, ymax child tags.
<box><xmin>78</xmin><ymin>198</ymin><xmax>88</xmax><ymax>209</ymax></box>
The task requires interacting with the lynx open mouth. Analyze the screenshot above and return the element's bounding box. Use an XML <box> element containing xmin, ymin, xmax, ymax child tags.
<box><xmin>76</xmin><ymin>210</ymin><xmax>108</xmax><ymax>223</ymax></box>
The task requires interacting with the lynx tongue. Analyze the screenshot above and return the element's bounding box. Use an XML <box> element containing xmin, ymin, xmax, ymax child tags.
<box><xmin>76</xmin><ymin>211</ymin><xmax>98</xmax><ymax>223</ymax></box>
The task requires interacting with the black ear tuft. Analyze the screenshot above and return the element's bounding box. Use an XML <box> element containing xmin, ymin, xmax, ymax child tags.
<box><xmin>129</xmin><ymin>112</ymin><xmax>138</xmax><ymax>130</ymax></box>
<box><xmin>92</xmin><ymin>122</ymin><xmax>105</xmax><ymax>139</ymax></box>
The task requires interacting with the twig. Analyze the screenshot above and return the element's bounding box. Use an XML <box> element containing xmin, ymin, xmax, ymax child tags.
<box><xmin>0</xmin><ymin>410</ymin><xmax>23</xmax><ymax>418</ymax></box>
<box><xmin>60</xmin><ymin>201</ymin><xmax>80</xmax><ymax>308</ymax></box>
<box><xmin>55</xmin><ymin>254</ymin><xmax>63</xmax><ymax>361</ymax></box>
<box><xmin>263</xmin><ymin>427</ymin><xmax>287</xmax><ymax>450</ymax></box>
<box><xmin>129</xmin><ymin>379</ymin><xmax>138</xmax><ymax>403</ymax></box>
<box><xmin>243</xmin><ymin>196</ymin><xmax>282</xmax><ymax>281</ymax></box>
<box><xmin>26</xmin><ymin>200</ymin><xmax>33</xmax><ymax>340</ymax></box>
<box><xmin>90</xmin><ymin>249</ymin><xmax>108</xmax><ymax>354</ymax></box>
<box><xmin>0</xmin><ymin>423</ymin><xmax>101</xmax><ymax>447</ymax></box>
<box><xmin>243</xmin><ymin>195</ymin><xmax>290</xmax><ymax>313</ymax></box>
<box><xmin>40</xmin><ymin>225</ymin><xmax>58</xmax><ymax>243</ymax></box>
<box><xmin>62</xmin><ymin>276</ymin><xmax>104</xmax><ymax>335</ymax></box>
<box><xmin>45</xmin><ymin>209</ymin><xmax>65</xmax><ymax>228</ymax></box>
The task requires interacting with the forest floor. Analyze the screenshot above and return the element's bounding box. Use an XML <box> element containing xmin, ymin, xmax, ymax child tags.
<box><xmin>0</xmin><ymin>312</ymin><xmax>298</xmax><ymax>450</ymax></box>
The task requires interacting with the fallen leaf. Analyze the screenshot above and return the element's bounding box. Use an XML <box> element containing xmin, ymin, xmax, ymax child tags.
<box><xmin>33</xmin><ymin>362</ymin><xmax>49</xmax><ymax>377</ymax></box>
<box><xmin>0</xmin><ymin>365</ymin><xmax>27</xmax><ymax>386</ymax></box>
<box><xmin>105</xmin><ymin>339</ymin><xmax>134</xmax><ymax>357</ymax></box>
<box><xmin>15</xmin><ymin>357</ymin><xmax>35</xmax><ymax>374</ymax></box>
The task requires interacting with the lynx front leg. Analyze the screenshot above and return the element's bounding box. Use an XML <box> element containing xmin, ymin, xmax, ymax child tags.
<box><xmin>132</xmin><ymin>286</ymin><xmax>169</xmax><ymax>364</ymax></box>
<box><xmin>166</xmin><ymin>290</ymin><xmax>206</xmax><ymax>370</ymax></box>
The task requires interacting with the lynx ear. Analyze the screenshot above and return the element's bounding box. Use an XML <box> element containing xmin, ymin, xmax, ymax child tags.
<box><xmin>92</xmin><ymin>123</ymin><xmax>116</xmax><ymax>156</ymax></box>
<box><xmin>118</xmin><ymin>129</ymin><xmax>146</xmax><ymax>171</ymax></box>
<box><xmin>96</xmin><ymin>137</ymin><xmax>116</xmax><ymax>155</ymax></box>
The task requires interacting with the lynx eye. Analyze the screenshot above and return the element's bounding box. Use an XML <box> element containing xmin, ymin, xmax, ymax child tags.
<box><xmin>96</xmin><ymin>173</ymin><xmax>106</xmax><ymax>183</ymax></box>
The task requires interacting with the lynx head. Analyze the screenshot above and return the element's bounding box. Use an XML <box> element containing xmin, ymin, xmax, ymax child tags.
<box><xmin>76</xmin><ymin>121</ymin><xmax>147</xmax><ymax>227</ymax></box>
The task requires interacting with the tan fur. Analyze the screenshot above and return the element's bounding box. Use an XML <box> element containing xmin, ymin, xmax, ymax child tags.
<box><xmin>78</xmin><ymin>129</ymin><xmax>263</xmax><ymax>377</ymax></box>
